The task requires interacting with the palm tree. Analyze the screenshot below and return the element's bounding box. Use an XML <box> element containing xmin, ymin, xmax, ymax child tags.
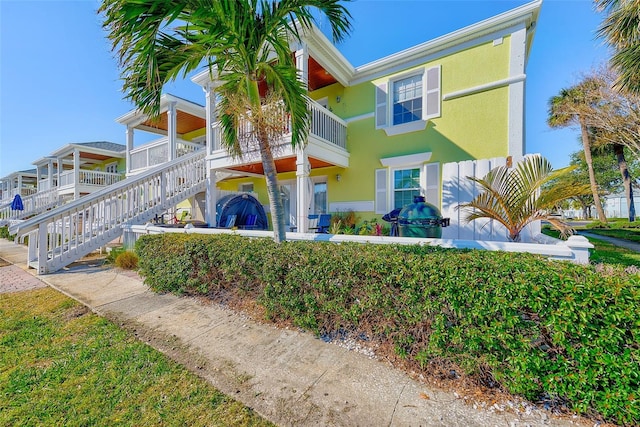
<box><xmin>547</xmin><ymin>80</ymin><xmax>608</xmax><ymax>223</ymax></box>
<box><xmin>100</xmin><ymin>0</ymin><xmax>352</xmax><ymax>242</ymax></box>
<box><xmin>457</xmin><ymin>155</ymin><xmax>590</xmax><ymax>242</ymax></box>
<box><xmin>596</xmin><ymin>0</ymin><xmax>640</xmax><ymax>95</ymax></box>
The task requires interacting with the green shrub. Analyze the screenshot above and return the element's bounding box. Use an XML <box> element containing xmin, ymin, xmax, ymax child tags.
<box><xmin>115</xmin><ymin>251</ymin><xmax>139</xmax><ymax>270</ymax></box>
<box><xmin>0</xmin><ymin>226</ymin><xmax>13</xmax><ymax>240</ymax></box>
<box><xmin>136</xmin><ymin>233</ymin><xmax>639</xmax><ymax>425</ymax></box>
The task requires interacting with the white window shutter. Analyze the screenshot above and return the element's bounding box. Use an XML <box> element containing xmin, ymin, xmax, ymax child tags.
<box><xmin>375</xmin><ymin>168</ymin><xmax>388</xmax><ymax>214</ymax></box>
<box><xmin>425</xmin><ymin>66</ymin><xmax>441</xmax><ymax>119</ymax></box>
<box><xmin>425</xmin><ymin>162</ymin><xmax>440</xmax><ymax>208</ymax></box>
<box><xmin>375</xmin><ymin>82</ymin><xmax>388</xmax><ymax>129</ymax></box>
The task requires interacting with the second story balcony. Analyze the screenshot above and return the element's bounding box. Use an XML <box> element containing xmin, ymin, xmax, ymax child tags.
<box><xmin>207</xmin><ymin>99</ymin><xmax>349</xmax><ymax>171</ymax></box>
<box><xmin>129</xmin><ymin>138</ymin><xmax>204</xmax><ymax>174</ymax></box>
<box><xmin>57</xmin><ymin>169</ymin><xmax>125</xmax><ymax>196</ymax></box>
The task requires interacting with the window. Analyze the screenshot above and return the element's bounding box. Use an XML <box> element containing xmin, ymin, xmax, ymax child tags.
<box><xmin>239</xmin><ymin>183</ymin><xmax>254</xmax><ymax>193</ymax></box>
<box><xmin>393</xmin><ymin>75</ymin><xmax>422</xmax><ymax>125</ymax></box>
<box><xmin>105</xmin><ymin>162</ymin><xmax>118</xmax><ymax>174</ymax></box>
<box><xmin>375</xmin><ymin>65</ymin><xmax>441</xmax><ymax>135</ymax></box>
<box><xmin>393</xmin><ymin>168</ymin><xmax>421</xmax><ymax>209</ymax></box>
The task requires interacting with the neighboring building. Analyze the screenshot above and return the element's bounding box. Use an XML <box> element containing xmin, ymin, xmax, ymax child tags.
<box><xmin>603</xmin><ymin>193</ymin><xmax>639</xmax><ymax>220</ymax></box>
<box><xmin>0</xmin><ymin>169</ymin><xmax>38</xmax><ymax>204</ymax></box>
<box><xmin>0</xmin><ymin>142</ymin><xmax>125</xmax><ymax>225</ymax></box>
<box><xmin>32</xmin><ymin>141</ymin><xmax>126</xmax><ymax>200</ymax></box>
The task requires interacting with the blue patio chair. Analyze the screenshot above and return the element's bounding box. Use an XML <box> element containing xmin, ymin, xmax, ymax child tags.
<box><xmin>317</xmin><ymin>214</ymin><xmax>331</xmax><ymax>233</ymax></box>
<box><xmin>239</xmin><ymin>214</ymin><xmax>258</xmax><ymax>229</ymax></box>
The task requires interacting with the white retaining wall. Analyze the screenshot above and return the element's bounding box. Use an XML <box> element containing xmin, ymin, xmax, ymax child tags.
<box><xmin>122</xmin><ymin>224</ymin><xmax>593</xmax><ymax>264</ymax></box>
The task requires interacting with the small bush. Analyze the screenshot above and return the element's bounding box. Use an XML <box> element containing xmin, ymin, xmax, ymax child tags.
<box><xmin>136</xmin><ymin>233</ymin><xmax>639</xmax><ymax>425</ymax></box>
<box><xmin>115</xmin><ymin>251</ymin><xmax>138</xmax><ymax>270</ymax></box>
<box><xmin>0</xmin><ymin>226</ymin><xmax>13</xmax><ymax>240</ymax></box>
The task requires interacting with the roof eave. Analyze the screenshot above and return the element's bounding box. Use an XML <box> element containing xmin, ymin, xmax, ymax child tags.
<box><xmin>351</xmin><ymin>0</ymin><xmax>542</xmax><ymax>85</ymax></box>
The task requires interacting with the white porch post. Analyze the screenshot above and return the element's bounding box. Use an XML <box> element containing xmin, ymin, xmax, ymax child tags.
<box><xmin>56</xmin><ymin>157</ymin><xmax>62</xmax><ymax>191</ymax></box>
<box><xmin>47</xmin><ymin>159</ymin><xmax>53</xmax><ymax>190</ymax></box>
<box><xmin>203</xmin><ymin>82</ymin><xmax>217</xmax><ymax>154</ymax></box>
<box><xmin>126</xmin><ymin>125</ymin><xmax>134</xmax><ymax>174</ymax></box>
<box><xmin>167</xmin><ymin>101</ymin><xmax>177</xmax><ymax>161</ymax></box>
<box><xmin>205</xmin><ymin>170</ymin><xmax>218</xmax><ymax>227</ymax></box>
<box><xmin>17</xmin><ymin>175</ymin><xmax>22</xmax><ymax>196</ymax></box>
<box><xmin>294</xmin><ymin>44</ymin><xmax>310</xmax><ymax>232</ymax></box>
<box><xmin>73</xmin><ymin>148</ymin><xmax>80</xmax><ymax>199</ymax></box>
<box><xmin>296</xmin><ymin>149</ymin><xmax>310</xmax><ymax>232</ymax></box>
<box><xmin>295</xmin><ymin>44</ymin><xmax>309</xmax><ymax>88</ymax></box>
<box><xmin>36</xmin><ymin>166</ymin><xmax>41</xmax><ymax>191</ymax></box>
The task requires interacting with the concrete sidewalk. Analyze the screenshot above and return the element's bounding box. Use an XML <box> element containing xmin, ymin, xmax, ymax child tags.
<box><xmin>578</xmin><ymin>231</ymin><xmax>640</xmax><ymax>253</ymax></box>
<box><xmin>0</xmin><ymin>239</ymin><xmax>586</xmax><ymax>427</ymax></box>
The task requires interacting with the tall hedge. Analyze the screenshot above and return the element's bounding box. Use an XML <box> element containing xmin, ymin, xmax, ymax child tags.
<box><xmin>136</xmin><ymin>233</ymin><xmax>639</xmax><ymax>425</ymax></box>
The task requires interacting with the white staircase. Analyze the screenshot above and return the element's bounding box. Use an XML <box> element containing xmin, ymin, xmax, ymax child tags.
<box><xmin>0</xmin><ymin>188</ymin><xmax>61</xmax><ymax>227</ymax></box>
<box><xmin>9</xmin><ymin>150</ymin><xmax>207</xmax><ymax>274</ymax></box>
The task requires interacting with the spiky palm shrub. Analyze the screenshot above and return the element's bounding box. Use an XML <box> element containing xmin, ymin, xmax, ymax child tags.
<box><xmin>458</xmin><ymin>155</ymin><xmax>590</xmax><ymax>242</ymax></box>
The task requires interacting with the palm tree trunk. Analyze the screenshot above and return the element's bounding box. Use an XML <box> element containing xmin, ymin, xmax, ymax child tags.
<box><xmin>613</xmin><ymin>143</ymin><xmax>636</xmax><ymax>221</ymax></box>
<box><xmin>246</xmin><ymin>78</ymin><xmax>287</xmax><ymax>242</ymax></box>
<box><xmin>257</xmin><ymin>134</ymin><xmax>286</xmax><ymax>242</ymax></box>
<box><xmin>580</xmin><ymin>119</ymin><xmax>607</xmax><ymax>222</ymax></box>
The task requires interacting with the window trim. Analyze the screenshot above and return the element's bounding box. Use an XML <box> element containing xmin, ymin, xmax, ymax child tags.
<box><xmin>375</xmin><ymin>155</ymin><xmax>441</xmax><ymax>213</ymax></box>
<box><xmin>375</xmin><ymin>65</ymin><xmax>441</xmax><ymax>137</ymax></box>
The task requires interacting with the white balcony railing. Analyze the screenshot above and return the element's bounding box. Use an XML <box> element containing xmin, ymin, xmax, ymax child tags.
<box><xmin>210</xmin><ymin>99</ymin><xmax>347</xmax><ymax>154</ymax></box>
<box><xmin>1</xmin><ymin>187</ymin><xmax>37</xmax><ymax>203</ymax></box>
<box><xmin>59</xmin><ymin>170</ymin><xmax>124</xmax><ymax>189</ymax></box>
<box><xmin>130</xmin><ymin>138</ymin><xmax>204</xmax><ymax>172</ymax></box>
<box><xmin>38</xmin><ymin>177</ymin><xmax>58</xmax><ymax>191</ymax></box>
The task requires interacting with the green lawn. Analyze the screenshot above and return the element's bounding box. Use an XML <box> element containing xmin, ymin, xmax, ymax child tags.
<box><xmin>543</xmin><ymin>226</ymin><xmax>640</xmax><ymax>268</ymax></box>
<box><xmin>583</xmin><ymin>227</ymin><xmax>640</xmax><ymax>244</ymax></box>
<box><xmin>0</xmin><ymin>288</ymin><xmax>274</xmax><ymax>427</ymax></box>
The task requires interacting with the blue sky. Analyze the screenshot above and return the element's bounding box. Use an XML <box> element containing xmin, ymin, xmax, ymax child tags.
<box><xmin>0</xmin><ymin>0</ymin><xmax>609</xmax><ymax>177</ymax></box>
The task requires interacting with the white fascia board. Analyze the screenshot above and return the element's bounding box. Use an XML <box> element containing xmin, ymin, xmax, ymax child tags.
<box><xmin>163</xmin><ymin>94</ymin><xmax>206</xmax><ymax>118</ymax></box>
<box><xmin>350</xmin><ymin>0</ymin><xmax>540</xmax><ymax>86</ymax></box>
<box><xmin>116</xmin><ymin>93</ymin><xmax>206</xmax><ymax>127</ymax></box>
<box><xmin>302</xmin><ymin>25</ymin><xmax>355</xmax><ymax>87</ymax></box>
<box><xmin>49</xmin><ymin>144</ymin><xmax>125</xmax><ymax>159</ymax></box>
<box><xmin>32</xmin><ymin>156</ymin><xmax>54</xmax><ymax>166</ymax></box>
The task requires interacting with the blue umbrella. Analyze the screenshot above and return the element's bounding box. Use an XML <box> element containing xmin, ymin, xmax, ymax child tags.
<box><xmin>10</xmin><ymin>194</ymin><xmax>24</xmax><ymax>211</ymax></box>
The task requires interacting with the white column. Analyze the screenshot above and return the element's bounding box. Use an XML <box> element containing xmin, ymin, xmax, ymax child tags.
<box><xmin>36</xmin><ymin>165</ymin><xmax>41</xmax><ymax>191</ymax></box>
<box><xmin>57</xmin><ymin>158</ymin><xmax>62</xmax><ymax>190</ymax></box>
<box><xmin>205</xmin><ymin>170</ymin><xmax>218</xmax><ymax>226</ymax></box>
<box><xmin>296</xmin><ymin>149</ymin><xmax>310</xmax><ymax>232</ymax></box>
<box><xmin>167</xmin><ymin>101</ymin><xmax>177</xmax><ymax>161</ymax></box>
<box><xmin>203</xmin><ymin>83</ymin><xmax>218</xmax><ymax>154</ymax></box>
<box><xmin>47</xmin><ymin>159</ymin><xmax>53</xmax><ymax>190</ymax></box>
<box><xmin>73</xmin><ymin>148</ymin><xmax>80</xmax><ymax>199</ymax></box>
<box><xmin>295</xmin><ymin>45</ymin><xmax>309</xmax><ymax>89</ymax></box>
<box><xmin>126</xmin><ymin>126</ymin><xmax>134</xmax><ymax>174</ymax></box>
<box><xmin>17</xmin><ymin>174</ymin><xmax>22</xmax><ymax>196</ymax></box>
